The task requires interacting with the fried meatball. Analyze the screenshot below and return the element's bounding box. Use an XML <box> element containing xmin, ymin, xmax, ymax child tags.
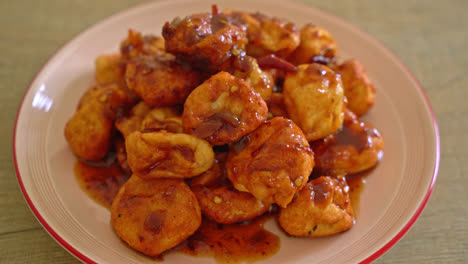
<box><xmin>65</xmin><ymin>102</ymin><xmax>113</xmax><ymax>160</ymax></box>
<box><xmin>279</xmin><ymin>176</ymin><xmax>353</xmax><ymax>237</ymax></box>
<box><xmin>311</xmin><ymin>109</ymin><xmax>384</xmax><ymax>175</ymax></box>
<box><xmin>267</xmin><ymin>92</ymin><xmax>288</xmax><ymax>119</ymax></box>
<box><xmin>125</xmin><ymin>131</ymin><xmax>214</xmax><ymax>179</ymax></box>
<box><xmin>65</xmin><ymin>83</ymin><xmax>135</xmax><ymax>160</ymax></box>
<box><xmin>120</xmin><ymin>29</ymin><xmax>165</xmax><ymax>61</ymax></box>
<box><xmin>283</xmin><ymin>63</ymin><xmax>345</xmax><ymax>141</ymax></box>
<box><xmin>191</xmin><ymin>152</ymin><xmax>271</xmax><ymax>224</ymax></box>
<box><xmin>111</xmin><ymin>176</ymin><xmax>201</xmax><ymax>256</ymax></box>
<box><xmin>223</xmin><ymin>11</ymin><xmax>299</xmax><ymax>59</ymax></box>
<box><xmin>125</xmin><ymin>54</ymin><xmax>203</xmax><ymax>107</ymax></box>
<box><xmin>336</xmin><ymin>59</ymin><xmax>376</xmax><ymax>116</ymax></box>
<box><xmin>183</xmin><ymin>72</ymin><xmax>268</xmax><ymax>145</ymax></box>
<box><xmin>288</xmin><ymin>24</ymin><xmax>338</xmax><ymax>66</ymax></box>
<box><xmin>95</xmin><ymin>53</ymin><xmax>126</xmax><ymax>85</ymax></box>
<box><xmin>141</xmin><ymin>106</ymin><xmax>183</xmax><ymax>134</ymax></box>
<box><xmin>76</xmin><ymin>83</ymin><xmax>136</xmax><ymax>115</ymax></box>
<box><xmin>227</xmin><ymin>117</ymin><xmax>314</xmax><ymax>208</ymax></box>
<box><xmin>163</xmin><ymin>12</ymin><xmax>247</xmax><ymax>72</ymax></box>
<box><xmin>115</xmin><ymin>101</ymin><xmax>152</xmax><ymax>139</ymax></box>
<box><xmin>232</xmin><ymin>55</ymin><xmax>274</xmax><ymax>101</ymax></box>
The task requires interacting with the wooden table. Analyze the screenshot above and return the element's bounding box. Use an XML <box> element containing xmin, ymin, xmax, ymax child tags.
<box><xmin>1</xmin><ymin>0</ymin><xmax>466</xmax><ymax>263</ymax></box>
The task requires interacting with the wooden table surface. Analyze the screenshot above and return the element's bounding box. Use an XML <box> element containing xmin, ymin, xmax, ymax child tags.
<box><xmin>1</xmin><ymin>0</ymin><xmax>466</xmax><ymax>263</ymax></box>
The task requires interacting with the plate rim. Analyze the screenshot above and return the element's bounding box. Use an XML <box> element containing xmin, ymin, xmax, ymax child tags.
<box><xmin>12</xmin><ymin>0</ymin><xmax>440</xmax><ymax>263</ymax></box>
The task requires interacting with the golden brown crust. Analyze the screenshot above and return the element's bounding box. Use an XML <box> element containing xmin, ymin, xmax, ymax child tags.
<box><xmin>65</xmin><ymin>83</ymin><xmax>135</xmax><ymax>160</ymax></box>
<box><xmin>337</xmin><ymin>59</ymin><xmax>376</xmax><ymax>116</ymax></box>
<box><xmin>125</xmin><ymin>54</ymin><xmax>203</xmax><ymax>107</ymax></box>
<box><xmin>226</xmin><ymin>117</ymin><xmax>314</xmax><ymax>208</ymax></box>
<box><xmin>288</xmin><ymin>24</ymin><xmax>338</xmax><ymax>66</ymax></box>
<box><xmin>111</xmin><ymin>176</ymin><xmax>201</xmax><ymax>256</ymax></box>
<box><xmin>278</xmin><ymin>176</ymin><xmax>353</xmax><ymax>237</ymax></box>
<box><xmin>125</xmin><ymin>131</ymin><xmax>214</xmax><ymax>179</ymax></box>
<box><xmin>163</xmin><ymin>13</ymin><xmax>247</xmax><ymax>72</ymax></box>
<box><xmin>182</xmin><ymin>72</ymin><xmax>268</xmax><ymax>145</ymax></box>
<box><xmin>283</xmin><ymin>63</ymin><xmax>345</xmax><ymax>141</ymax></box>
<box><xmin>95</xmin><ymin>53</ymin><xmax>126</xmax><ymax>85</ymax></box>
<box><xmin>65</xmin><ymin>102</ymin><xmax>113</xmax><ymax>160</ymax></box>
<box><xmin>222</xmin><ymin>10</ymin><xmax>299</xmax><ymax>59</ymax></box>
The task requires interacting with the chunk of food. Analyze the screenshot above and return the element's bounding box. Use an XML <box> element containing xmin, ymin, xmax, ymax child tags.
<box><xmin>288</xmin><ymin>24</ymin><xmax>338</xmax><ymax>66</ymax></box>
<box><xmin>223</xmin><ymin>10</ymin><xmax>299</xmax><ymax>59</ymax></box>
<box><xmin>95</xmin><ymin>53</ymin><xmax>126</xmax><ymax>85</ymax></box>
<box><xmin>65</xmin><ymin>83</ymin><xmax>135</xmax><ymax>160</ymax></box>
<box><xmin>232</xmin><ymin>55</ymin><xmax>274</xmax><ymax>101</ymax></box>
<box><xmin>125</xmin><ymin>131</ymin><xmax>214</xmax><ymax>179</ymax></box>
<box><xmin>163</xmin><ymin>12</ymin><xmax>247</xmax><ymax>72</ymax></box>
<box><xmin>111</xmin><ymin>176</ymin><xmax>201</xmax><ymax>256</ymax></box>
<box><xmin>115</xmin><ymin>102</ymin><xmax>152</xmax><ymax>139</ymax></box>
<box><xmin>191</xmin><ymin>153</ymin><xmax>271</xmax><ymax>224</ymax></box>
<box><xmin>311</xmin><ymin>109</ymin><xmax>384</xmax><ymax>175</ymax></box>
<box><xmin>183</xmin><ymin>72</ymin><xmax>268</xmax><ymax>145</ymax></box>
<box><xmin>125</xmin><ymin>54</ymin><xmax>203</xmax><ymax>107</ymax></box>
<box><xmin>65</xmin><ymin>102</ymin><xmax>113</xmax><ymax>161</ymax></box>
<box><xmin>120</xmin><ymin>29</ymin><xmax>166</xmax><ymax>60</ymax></box>
<box><xmin>278</xmin><ymin>176</ymin><xmax>353</xmax><ymax>237</ymax></box>
<box><xmin>141</xmin><ymin>106</ymin><xmax>183</xmax><ymax>133</ymax></box>
<box><xmin>283</xmin><ymin>63</ymin><xmax>345</xmax><ymax>141</ymax></box>
<box><xmin>227</xmin><ymin>117</ymin><xmax>314</xmax><ymax>208</ymax></box>
<box><xmin>336</xmin><ymin>59</ymin><xmax>376</xmax><ymax>116</ymax></box>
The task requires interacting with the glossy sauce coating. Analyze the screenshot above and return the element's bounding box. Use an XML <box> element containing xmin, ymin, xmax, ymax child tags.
<box><xmin>179</xmin><ymin>215</ymin><xmax>280</xmax><ymax>263</ymax></box>
<box><xmin>74</xmin><ymin>159</ymin><xmax>130</xmax><ymax>209</ymax></box>
<box><xmin>310</xmin><ymin>110</ymin><xmax>383</xmax><ymax>175</ymax></box>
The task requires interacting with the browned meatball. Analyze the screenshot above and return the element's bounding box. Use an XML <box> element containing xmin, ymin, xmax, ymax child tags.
<box><xmin>65</xmin><ymin>83</ymin><xmax>135</xmax><ymax>160</ymax></box>
<box><xmin>163</xmin><ymin>12</ymin><xmax>247</xmax><ymax>72</ymax></box>
<box><xmin>111</xmin><ymin>176</ymin><xmax>201</xmax><ymax>256</ymax></box>
<box><xmin>227</xmin><ymin>117</ymin><xmax>314</xmax><ymax>208</ymax></box>
<box><xmin>283</xmin><ymin>63</ymin><xmax>345</xmax><ymax>141</ymax></box>
<box><xmin>183</xmin><ymin>71</ymin><xmax>268</xmax><ymax>145</ymax></box>
<box><xmin>223</xmin><ymin>10</ymin><xmax>299</xmax><ymax>59</ymax></box>
<box><xmin>125</xmin><ymin>54</ymin><xmax>203</xmax><ymax>107</ymax></box>
<box><xmin>336</xmin><ymin>59</ymin><xmax>376</xmax><ymax>116</ymax></box>
<box><xmin>65</xmin><ymin>101</ymin><xmax>113</xmax><ymax>161</ymax></box>
<box><xmin>279</xmin><ymin>176</ymin><xmax>354</xmax><ymax>237</ymax></box>
<box><xmin>311</xmin><ymin>109</ymin><xmax>384</xmax><ymax>175</ymax></box>
<box><xmin>125</xmin><ymin>131</ymin><xmax>214</xmax><ymax>179</ymax></box>
<box><xmin>288</xmin><ymin>24</ymin><xmax>338</xmax><ymax>66</ymax></box>
<box><xmin>191</xmin><ymin>153</ymin><xmax>271</xmax><ymax>224</ymax></box>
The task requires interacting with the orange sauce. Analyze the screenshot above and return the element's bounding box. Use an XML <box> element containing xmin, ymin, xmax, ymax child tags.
<box><xmin>345</xmin><ymin>167</ymin><xmax>375</xmax><ymax>218</ymax></box>
<box><xmin>74</xmin><ymin>159</ymin><xmax>130</xmax><ymax>209</ymax></box>
<box><xmin>178</xmin><ymin>215</ymin><xmax>280</xmax><ymax>263</ymax></box>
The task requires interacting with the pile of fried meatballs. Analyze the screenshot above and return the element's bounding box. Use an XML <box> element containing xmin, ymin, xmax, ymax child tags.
<box><xmin>64</xmin><ymin>6</ymin><xmax>384</xmax><ymax>257</ymax></box>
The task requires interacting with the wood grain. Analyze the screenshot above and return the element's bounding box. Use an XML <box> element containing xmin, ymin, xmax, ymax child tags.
<box><xmin>1</xmin><ymin>0</ymin><xmax>466</xmax><ymax>263</ymax></box>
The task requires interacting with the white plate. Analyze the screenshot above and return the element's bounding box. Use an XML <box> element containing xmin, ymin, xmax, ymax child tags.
<box><xmin>13</xmin><ymin>0</ymin><xmax>440</xmax><ymax>263</ymax></box>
